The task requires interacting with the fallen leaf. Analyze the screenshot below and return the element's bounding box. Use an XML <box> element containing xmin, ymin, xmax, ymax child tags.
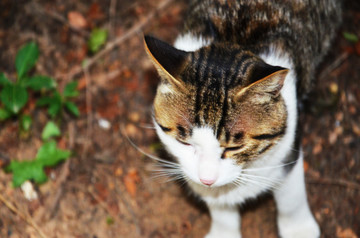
<box><xmin>114</xmin><ymin>167</ymin><xmax>123</xmax><ymax>177</ymax></box>
<box><xmin>329</xmin><ymin>130</ymin><xmax>338</xmax><ymax>145</ymax></box>
<box><xmin>352</xmin><ymin>123</ymin><xmax>360</xmax><ymax>136</ymax></box>
<box><xmin>128</xmin><ymin>112</ymin><xmax>140</xmax><ymax>122</ymax></box>
<box><xmin>124</xmin><ymin>168</ymin><xmax>140</xmax><ymax>197</ymax></box>
<box><xmin>68</xmin><ymin>11</ymin><xmax>87</xmax><ymax>29</ymax></box>
<box><xmin>87</xmin><ymin>3</ymin><xmax>104</xmax><ymax>20</ymax></box>
<box><xmin>77</xmin><ymin>76</ymin><xmax>87</xmax><ymax>90</ymax></box>
<box><xmin>124</xmin><ymin>175</ymin><xmax>136</xmax><ymax>197</ymax></box>
<box><xmin>303</xmin><ymin>160</ymin><xmax>309</xmax><ymax>172</ymax></box>
<box><xmin>94</xmin><ymin>182</ymin><xmax>109</xmax><ymax>201</ymax></box>
<box><xmin>312</xmin><ymin>143</ymin><xmax>322</xmax><ymax>155</ymax></box>
<box><xmin>125</xmin><ymin>124</ymin><xmax>138</xmax><ymax>138</ymax></box>
<box><xmin>349</xmin><ymin>105</ymin><xmax>356</xmax><ymax>114</ymax></box>
<box><xmin>336</xmin><ymin>226</ymin><xmax>358</xmax><ymax>238</ymax></box>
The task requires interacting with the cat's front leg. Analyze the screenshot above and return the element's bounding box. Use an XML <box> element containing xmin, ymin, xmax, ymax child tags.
<box><xmin>205</xmin><ymin>204</ymin><xmax>241</xmax><ymax>238</ymax></box>
<box><xmin>273</xmin><ymin>151</ymin><xmax>320</xmax><ymax>238</ymax></box>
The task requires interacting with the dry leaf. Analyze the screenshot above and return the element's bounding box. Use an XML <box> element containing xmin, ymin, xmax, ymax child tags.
<box><xmin>329</xmin><ymin>130</ymin><xmax>338</xmax><ymax>145</ymax></box>
<box><xmin>87</xmin><ymin>3</ymin><xmax>104</xmax><ymax>20</ymax></box>
<box><xmin>303</xmin><ymin>160</ymin><xmax>309</xmax><ymax>173</ymax></box>
<box><xmin>114</xmin><ymin>167</ymin><xmax>123</xmax><ymax>177</ymax></box>
<box><xmin>68</xmin><ymin>11</ymin><xmax>87</xmax><ymax>29</ymax></box>
<box><xmin>312</xmin><ymin>143</ymin><xmax>322</xmax><ymax>155</ymax></box>
<box><xmin>352</xmin><ymin>123</ymin><xmax>360</xmax><ymax>136</ymax></box>
<box><xmin>124</xmin><ymin>168</ymin><xmax>140</xmax><ymax>197</ymax></box>
<box><xmin>336</xmin><ymin>226</ymin><xmax>358</xmax><ymax>238</ymax></box>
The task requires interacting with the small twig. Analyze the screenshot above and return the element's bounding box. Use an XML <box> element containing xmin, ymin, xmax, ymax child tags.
<box><xmin>109</xmin><ymin>0</ymin><xmax>117</xmax><ymax>40</ymax></box>
<box><xmin>63</xmin><ymin>0</ymin><xmax>175</xmax><ymax>80</ymax></box>
<box><xmin>0</xmin><ymin>194</ymin><xmax>48</xmax><ymax>238</ymax></box>
<box><xmin>47</xmin><ymin>159</ymin><xmax>71</xmax><ymax>219</ymax></box>
<box><xmin>30</xmin><ymin>1</ymin><xmax>89</xmax><ymax>37</ymax></box>
<box><xmin>307</xmin><ymin>176</ymin><xmax>360</xmax><ymax>190</ymax></box>
<box><xmin>319</xmin><ymin>51</ymin><xmax>350</xmax><ymax>79</ymax></box>
<box><xmin>114</xmin><ymin>178</ymin><xmax>142</xmax><ymax>235</ymax></box>
<box><xmin>83</xmin><ymin>65</ymin><xmax>93</xmax><ymax>156</ymax></box>
<box><xmin>86</xmin><ymin>186</ymin><xmax>123</xmax><ymax>224</ymax></box>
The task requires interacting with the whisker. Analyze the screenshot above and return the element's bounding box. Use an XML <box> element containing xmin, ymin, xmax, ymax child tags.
<box><xmin>242</xmin><ymin>160</ymin><xmax>298</xmax><ymax>172</ymax></box>
<box><xmin>241</xmin><ymin>173</ymin><xmax>282</xmax><ymax>183</ymax></box>
<box><xmin>138</xmin><ymin>123</ymin><xmax>156</xmax><ymax>129</ymax></box>
<box><xmin>122</xmin><ymin>127</ymin><xmax>179</xmax><ymax>167</ymax></box>
<box><xmin>240</xmin><ymin>173</ymin><xmax>283</xmax><ymax>188</ymax></box>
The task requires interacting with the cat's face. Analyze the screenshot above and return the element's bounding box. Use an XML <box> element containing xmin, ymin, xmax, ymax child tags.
<box><xmin>145</xmin><ymin>36</ymin><xmax>288</xmax><ymax>187</ymax></box>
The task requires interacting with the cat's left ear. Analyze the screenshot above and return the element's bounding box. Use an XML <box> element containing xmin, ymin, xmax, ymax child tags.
<box><xmin>144</xmin><ymin>35</ymin><xmax>189</xmax><ymax>91</ymax></box>
<box><xmin>235</xmin><ymin>66</ymin><xmax>289</xmax><ymax>102</ymax></box>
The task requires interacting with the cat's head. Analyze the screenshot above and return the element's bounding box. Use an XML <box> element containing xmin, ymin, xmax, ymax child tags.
<box><xmin>145</xmin><ymin>35</ymin><xmax>289</xmax><ymax>187</ymax></box>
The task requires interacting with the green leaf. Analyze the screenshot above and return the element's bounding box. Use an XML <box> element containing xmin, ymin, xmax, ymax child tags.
<box><xmin>0</xmin><ymin>84</ymin><xmax>28</xmax><ymax>114</ymax></box>
<box><xmin>106</xmin><ymin>216</ymin><xmax>114</xmax><ymax>225</ymax></box>
<box><xmin>343</xmin><ymin>32</ymin><xmax>359</xmax><ymax>43</ymax></box>
<box><xmin>23</xmin><ymin>75</ymin><xmax>57</xmax><ymax>91</ymax></box>
<box><xmin>88</xmin><ymin>28</ymin><xmax>108</xmax><ymax>53</ymax></box>
<box><xmin>20</xmin><ymin>114</ymin><xmax>32</xmax><ymax>131</ymax></box>
<box><xmin>36</xmin><ymin>141</ymin><xmax>71</xmax><ymax>167</ymax></box>
<box><xmin>42</xmin><ymin>121</ymin><xmax>61</xmax><ymax>140</ymax></box>
<box><xmin>6</xmin><ymin>160</ymin><xmax>47</xmax><ymax>187</ymax></box>
<box><xmin>0</xmin><ymin>107</ymin><xmax>12</xmax><ymax>120</ymax></box>
<box><xmin>15</xmin><ymin>42</ymin><xmax>39</xmax><ymax>80</ymax></box>
<box><xmin>64</xmin><ymin>101</ymin><xmax>79</xmax><ymax>116</ymax></box>
<box><xmin>5</xmin><ymin>141</ymin><xmax>71</xmax><ymax>187</ymax></box>
<box><xmin>37</xmin><ymin>92</ymin><xmax>62</xmax><ymax>117</ymax></box>
<box><xmin>63</xmin><ymin>81</ymin><xmax>79</xmax><ymax>98</ymax></box>
<box><xmin>0</xmin><ymin>73</ymin><xmax>11</xmax><ymax>86</ymax></box>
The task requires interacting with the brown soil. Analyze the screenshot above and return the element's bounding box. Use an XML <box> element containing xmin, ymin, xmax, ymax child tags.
<box><xmin>0</xmin><ymin>0</ymin><xmax>359</xmax><ymax>237</ymax></box>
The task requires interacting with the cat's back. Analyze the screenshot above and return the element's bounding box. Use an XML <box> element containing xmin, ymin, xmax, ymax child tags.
<box><xmin>181</xmin><ymin>0</ymin><xmax>342</xmax><ymax>95</ymax></box>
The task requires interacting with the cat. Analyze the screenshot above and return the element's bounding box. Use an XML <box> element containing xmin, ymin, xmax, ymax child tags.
<box><xmin>144</xmin><ymin>0</ymin><xmax>341</xmax><ymax>237</ymax></box>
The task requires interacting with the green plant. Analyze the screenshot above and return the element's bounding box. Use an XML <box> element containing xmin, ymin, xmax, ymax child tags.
<box><xmin>0</xmin><ymin>42</ymin><xmax>56</xmax><ymax>120</ymax></box>
<box><xmin>5</xmin><ymin>122</ymin><xmax>70</xmax><ymax>187</ymax></box>
<box><xmin>88</xmin><ymin>28</ymin><xmax>108</xmax><ymax>53</ymax></box>
<box><xmin>0</xmin><ymin>41</ymin><xmax>80</xmax><ymax>188</ymax></box>
<box><xmin>36</xmin><ymin>81</ymin><xmax>80</xmax><ymax>118</ymax></box>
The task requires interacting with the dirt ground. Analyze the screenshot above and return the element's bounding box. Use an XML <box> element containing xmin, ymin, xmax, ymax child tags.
<box><xmin>0</xmin><ymin>0</ymin><xmax>359</xmax><ymax>237</ymax></box>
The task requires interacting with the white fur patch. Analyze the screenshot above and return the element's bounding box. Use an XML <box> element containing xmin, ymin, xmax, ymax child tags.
<box><xmin>174</xmin><ymin>33</ymin><xmax>210</xmax><ymax>51</ymax></box>
<box><xmin>158</xmin><ymin>84</ymin><xmax>174</xmax><ymax>94</ymax></box>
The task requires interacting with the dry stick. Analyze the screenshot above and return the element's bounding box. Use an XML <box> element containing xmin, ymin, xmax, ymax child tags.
<box><xmin>0</xmin><ymin>194</ymin><xmax>48</xmax><ymax>238</ymax></box>
<box><xmin>109</xmin><ymin>0</ymin><xmax>117</xmax><ymax>40</ymax></box>
<box><xmin>64</xmin><ymin>0</ymin><xmax>175</xmax><ymax>80</ymax></box>
<box><xmin>83</xmin><ymin>66</ymin><xmax>93</xmax><ymax>156</ymax></box>
<box><xmin>318</xmin><ymin>51</ymin><xmax>350</xmax><ymax>80</ymax></box>
<box><xmin>47</xmin><ymin>159</ymin><xmax>71</xmax><ymax>219</ymax></box>
<box><xmin>114</xmin><ymin>178</ymin><xmax>142</xmax><ymax>236</ymax></box>
<box><xmin>86</xmin><ymin>186</ymin><xmax>123</xmax><ymax>225</ymax></box>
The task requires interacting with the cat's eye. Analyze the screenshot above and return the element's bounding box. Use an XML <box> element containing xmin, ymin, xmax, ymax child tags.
<box><xmin>221</xmin><ymin>146</ymin><xmax>243</xmax><ymax>159</ymax></box>
<box><xmin>176</xmin><ymin>139</ymin><xmax>191</xmax><ymax>146</ymax></box>
<box><xmin>224</xmin><ymin>146</ymin><xmax>243</xmax><ymax>152</ymax></box>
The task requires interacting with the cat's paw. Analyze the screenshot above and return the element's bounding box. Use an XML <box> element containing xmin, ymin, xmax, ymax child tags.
<box><xmin>278</xmin><ymin>216</ymin><xmax>320</xmax><ymax>238</ymax></box>
<box><xmin>205</xmin><ymin>230</ymin><xmax>241</xmax><ymax>238</ymax></box>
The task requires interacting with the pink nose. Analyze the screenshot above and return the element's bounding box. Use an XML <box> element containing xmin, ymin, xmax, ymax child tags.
<box><xmin>200</xmin><ymin>178</ymin><xmax>215</xmax><ymax>186</ymax></box>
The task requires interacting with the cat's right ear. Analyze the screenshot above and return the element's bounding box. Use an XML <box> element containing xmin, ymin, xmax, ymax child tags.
<box><xmin>144</xmin><ymin>35</ymin><xmax>189</xmax><ymax>92</ymax></box>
